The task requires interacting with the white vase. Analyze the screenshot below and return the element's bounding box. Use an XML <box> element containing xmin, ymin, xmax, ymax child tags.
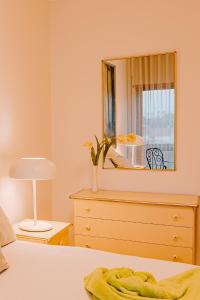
<box><xmin>92</xmin><ymin>165</ymin><xmax>98</xmax><ymax>192</ymax></box>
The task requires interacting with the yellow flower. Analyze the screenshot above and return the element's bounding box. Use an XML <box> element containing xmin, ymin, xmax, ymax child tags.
<box><xmin>104</xmin><ymin>137</ymin><xmax>112</xmax><ymax>144</ymax></box>
<box><xmin>83</xmin><ymin>141</ymin><xmax>93</xmax><ymax>149</ymax></box>
<box><xmin>127</xmin><ymin>133</ymin><xmax>136</xmax><ymax>143</ymax></box>
<box><xmin>116</xmin><ymin>135</ymin><xmax>127</xmax><ymax>144</ymax></box>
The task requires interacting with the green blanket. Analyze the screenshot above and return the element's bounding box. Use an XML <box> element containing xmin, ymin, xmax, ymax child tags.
<box><xmin>84</xmin><ymin>267</ymin><xmax>200</xmax><ymax>299</ymax></box>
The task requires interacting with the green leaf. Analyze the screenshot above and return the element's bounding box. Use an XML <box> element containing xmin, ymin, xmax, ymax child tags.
<box><xmin>95</xmin><ymin>135</ymin><xmax>101</xmax><ymax>152</ymax></box>
<box><xmin>95</xmin><ymin>144</ymin><xmax>104</xmax><ymax>165</ymax></box>
<box><xmin>104</xmin><ymin>134</ymin><xmax>108</xmax><ymax>142</ymax></box>
<box><xmin>103</xmin><ymin>136</ymin><xmax>114</xmax><ymax>162</ymax></box>
<box><xmin>91</xmin><ymin>146</ymin><xmax>96</xmax><ymax>165</ymax></box>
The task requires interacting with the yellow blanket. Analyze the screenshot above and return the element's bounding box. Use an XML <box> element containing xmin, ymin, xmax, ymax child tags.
<box><xmin>84</xmin><ymin>267</ymin><xmax>200</xmax><ymax>299</ymax></box>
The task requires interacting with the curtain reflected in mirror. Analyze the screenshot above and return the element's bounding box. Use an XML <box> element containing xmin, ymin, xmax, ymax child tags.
<box><xmin>103</xmin><ymin>63</ymin><xmax>116</xmax><ymax>137</ymax></box>
<box><xmin>102</xmin><ymin>52</ymin><xmax>176</xmax><ymax>170</ymax></box>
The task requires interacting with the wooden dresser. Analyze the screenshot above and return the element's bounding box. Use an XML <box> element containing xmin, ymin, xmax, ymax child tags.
<box><xmin>70</xmin><ymin>189</ymin><xmax>199</xmax><ymax>264</ymax></box>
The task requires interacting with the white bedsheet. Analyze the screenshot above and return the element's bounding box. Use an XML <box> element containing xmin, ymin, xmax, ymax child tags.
<box><xmin>1</xmin><ymin>241</ymin><xmax>196</xmax><ymax>300</ymax></box>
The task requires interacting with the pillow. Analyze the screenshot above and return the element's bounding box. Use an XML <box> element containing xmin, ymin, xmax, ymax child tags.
<box><xmin>106</xmin><ymin>147</ymin><xmax>134</xmax><ymax>168</ymax></box>
<box><xmin>0</xmin><ymin>207</ymin><xmax>16</xmax><ymax>246</ymax></box>
<box><xmin>0</xmin><ymin>246</ymin><xmax>9</xmax><ymax>273</ymax></box>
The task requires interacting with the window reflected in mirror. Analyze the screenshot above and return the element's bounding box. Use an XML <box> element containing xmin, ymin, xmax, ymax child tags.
<box><xmin>102</xmin><ymin>52</ymin><xmax>176</xmax><ymax>170</ymax></box>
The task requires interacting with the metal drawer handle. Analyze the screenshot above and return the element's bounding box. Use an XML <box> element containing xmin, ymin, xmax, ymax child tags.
<box><xmin>86</xmin><ymin>226</ymin><xmax>91</xmax><ymax>231</ymax></box>
<box><xmin>172</xmin><ymin>235</ymin><xmax>178</xmax><ymax>241</ymax></box>
<box><xmin>173</xmin><ymin>215</ymin><xmax>179</xmax><ymax>221</ymax></box>
<box><xmin>85</xmin><ymin>208</ymin><xmax>91</xmax><ymax>213</ymax></box>
<box><xmin>85</xmin><ymin>244</ymin><xmax>91</xmax><ymax>248</ymax></box>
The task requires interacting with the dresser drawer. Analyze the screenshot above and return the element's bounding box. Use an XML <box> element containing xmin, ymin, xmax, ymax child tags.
<box><xmin>75</xmin><ymin>217</ymin><xmax>193</xmax><ymax>248</ymax></box>
<box><xmin>74</xmin><ymin>200</ymin><xmax>194</xmax><ymax>227</ymax></box>
<box><xmin>75</xmin><ymin>235</ymin><xmax>193</xmax><ymax>264</ymax></box>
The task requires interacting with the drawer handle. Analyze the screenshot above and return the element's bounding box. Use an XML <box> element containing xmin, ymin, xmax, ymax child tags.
<box><xmin>172</xmin><ymin>255</ymin><xmax>178</xmax><ymax>261</ymax></box>
<box><xmin>85</xmin><ymin>208</ymin><xmax>91</xmax><ymax>213</ymax></box>
<box><xmin>85</xmin><ymin>244</ymin><xmax>91</xmax><ymax>248</ymax></box>
<box><xmin>172</xmin><ymin>235</ymin><xmax>178</xmax><ymax>241</ymax></box>
<box><xmin>86</xmin><ymin>226</ymin><xmax>91</xmax><ymax>231</ymax></box>
<box><xmin>173</xmin><ymin>215</ymin><xmax>179</xmax><ymax>221</ymax></box>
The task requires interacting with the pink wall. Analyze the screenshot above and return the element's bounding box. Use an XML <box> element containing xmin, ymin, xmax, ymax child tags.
<box><xmin>0</xmin><ymin>0</ymin><xmax>52</xmax><ymax>222</ymax></box>
<box><xmin>50</xmin><ymin>0</ymin><xmax>200</xmax><ymax>222</ymax></box>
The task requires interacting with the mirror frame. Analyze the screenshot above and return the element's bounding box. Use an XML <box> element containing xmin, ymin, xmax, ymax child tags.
<box><xmin>102</xmin><ymin>51</ymin><xmax>177</xmax><ymax>171</ymax></box>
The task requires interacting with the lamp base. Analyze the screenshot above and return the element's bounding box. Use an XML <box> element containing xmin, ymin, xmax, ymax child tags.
<box><xmin>19</xmin><ymin>220</ymin><xmax>53</xmax><ymax>232</ymax></box>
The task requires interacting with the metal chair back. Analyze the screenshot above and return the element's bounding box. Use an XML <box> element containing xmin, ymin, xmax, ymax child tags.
<box><xmin>146</xmin><ymin>147</ymin><xmax>167</xmax><ymax>169</ymax></box>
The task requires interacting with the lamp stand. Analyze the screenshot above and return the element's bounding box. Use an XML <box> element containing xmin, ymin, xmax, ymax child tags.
<box><xmin>19</xmin><ymin>180</ymin><xmax>52</xmax><ymax>232</ymax></box>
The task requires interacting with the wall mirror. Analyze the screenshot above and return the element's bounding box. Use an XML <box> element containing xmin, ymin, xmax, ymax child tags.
<box><xmin>102</xmin><ymin>52</ymin><xmax>176</xmax><ymax>170</ymax></box>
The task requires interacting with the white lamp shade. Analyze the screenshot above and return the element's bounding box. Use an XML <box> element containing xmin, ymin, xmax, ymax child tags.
<box><xmin>9</xmin><ymin>158</ymin><xmax>56</xmax><ymax>180</ymax></box>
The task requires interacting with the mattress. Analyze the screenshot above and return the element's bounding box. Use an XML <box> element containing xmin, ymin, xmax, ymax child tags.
<box><xmin>1</xmin><ymin>241</ymin><xmax>196</xmax><ymax>300</ymax></box>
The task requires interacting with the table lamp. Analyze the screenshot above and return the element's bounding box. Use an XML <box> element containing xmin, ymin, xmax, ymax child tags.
<box><xmin>117</xmin><ymin>133</ymin><xmax>145</xmax><ymax>167</ymax></box>
<box><xmin>126</xmin><ymin>135</ymin><xmax>144</xmax><ymax>167</ymax></box>
<box><xmin>9</xmin><ymin>158</ymin><xmax>56</xmax><ymax>232</ymax></box>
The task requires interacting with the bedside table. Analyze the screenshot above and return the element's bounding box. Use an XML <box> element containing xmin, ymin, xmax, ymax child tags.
<box><xmin>13</xmin><ymin>220</ymin><xmax>71</xmax><ymax>246</ymax></box>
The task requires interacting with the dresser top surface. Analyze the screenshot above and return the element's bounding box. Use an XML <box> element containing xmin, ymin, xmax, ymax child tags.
<box><xmin>70</xmin><ymin>189</ymin><xmax>199</xmax><ymax>207</ymax></box>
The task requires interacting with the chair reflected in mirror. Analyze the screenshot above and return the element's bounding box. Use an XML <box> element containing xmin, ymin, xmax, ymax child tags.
<box><xmin>146</xmin><ymin>148</ymin><xmax>167</xmax><ymax>170</ymax></box>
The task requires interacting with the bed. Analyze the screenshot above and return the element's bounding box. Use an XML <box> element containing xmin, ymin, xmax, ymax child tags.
<box><xmin>1</xmin><ymin>241</ymin><xmax>197</xmax><ymax>300</ymax></box>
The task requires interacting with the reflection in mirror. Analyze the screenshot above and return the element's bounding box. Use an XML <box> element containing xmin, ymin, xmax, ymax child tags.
<box><xmin>102</xmin><ymin>52</ymin><xmax>176</xmax><ymax>170</ymax></box>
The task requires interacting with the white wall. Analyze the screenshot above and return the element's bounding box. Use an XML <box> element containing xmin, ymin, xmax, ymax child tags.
<box><xmin>50</xmin><ymin>0</ymin><xmax>200</xmax><ymax>222</ymax></box>
<box><xmin>0</xmin><ymin>0</ymin><xmax>52</xmax><ymax>222</ymax></box>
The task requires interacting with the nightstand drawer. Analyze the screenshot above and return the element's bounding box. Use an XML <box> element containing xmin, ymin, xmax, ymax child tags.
<box><xmin>75</xmin><ymin>235</ymin><xmax>193</xmax><ymax>264</ymax></box>
<box><xmin>74</xmin><ymin>200</ymin><xmax>194</xmax><ymax>227</ymax></box>
<box><xmin>75</xmin><ymin>217</ymin><xmax>193</xmax><ymax>247</ymax></box>
<box><xmin>16</xmin><ymin>235</ymin><xmax>48</xmax><ymax>244</ymax></box>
